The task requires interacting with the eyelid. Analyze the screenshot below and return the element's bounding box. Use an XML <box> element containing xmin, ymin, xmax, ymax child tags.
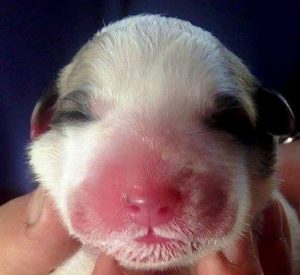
<box><xmin>52</xmin><ymin>90</ymin><xmax>94</xmax><ymax>125</ymax></box>
<box><xmin>52</xmin><ymin>110</ymin><xmax>94</xmax><ymax>125</ymax></box>
<box><xmin>207</xmin><ymin>108</ymin><xmax>256</xmax><ymax>145</ymax></box>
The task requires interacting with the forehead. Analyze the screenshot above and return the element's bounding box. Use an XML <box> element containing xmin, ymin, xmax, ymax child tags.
<box><xmin>57</xmin><ymin>16</ymin><xmax>255</xmax><ymax>119</ymax></box>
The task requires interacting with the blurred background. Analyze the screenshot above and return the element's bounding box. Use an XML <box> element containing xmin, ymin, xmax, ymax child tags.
<box><xmin>1</xmin><ymin>0</ymin><xmax>299</xmax><ymax>204</ymax></box>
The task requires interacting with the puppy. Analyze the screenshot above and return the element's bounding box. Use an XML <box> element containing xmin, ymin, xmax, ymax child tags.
<box><xmin>28</xmin><ymin>15</ymin><xmax>300</xmax><ymax>274</ymax></box>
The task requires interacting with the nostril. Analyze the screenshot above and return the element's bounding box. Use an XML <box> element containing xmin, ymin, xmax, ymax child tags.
<box><xmin>158</xmin><ymin>206</ymin><xmax>170</xmax><ymax>215</ymax></box>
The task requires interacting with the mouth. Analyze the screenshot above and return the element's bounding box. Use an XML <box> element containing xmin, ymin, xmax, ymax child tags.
<box><xmin>135</xmin><ymin>228</ymin><xmax>179</xmax><ymax>244</ymax></box>
<box><xmin>94</xmin><ymin>227</ymin><xmax>194</xmax><ymax>269</ymax></box>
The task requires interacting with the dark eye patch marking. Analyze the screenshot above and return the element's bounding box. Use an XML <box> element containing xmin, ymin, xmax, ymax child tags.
<box><xmin>52</xmin><ymin>90</ymin><xmax>95</xmax><ymax>125</ymax></box>
<box><xmin>206</xmin><ymin>94</ymin><xmax>256</xmax><ymax>145</ymax></box>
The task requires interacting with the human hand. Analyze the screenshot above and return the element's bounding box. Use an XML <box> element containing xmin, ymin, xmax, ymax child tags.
<box><xmin>279</xmin><ymin>139</ymin><xmax>300</xmax><ymax>217</ymax></box>
<box><xmin>0</xmin><ymin>187</ymin><xmax>80</xmax><ymax>275</ymax></box>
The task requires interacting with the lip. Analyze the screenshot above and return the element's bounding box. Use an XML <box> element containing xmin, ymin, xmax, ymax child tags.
<box><xmin>136</xmin><ymin>234</ymin><xmax>171</xmax><ymax>244</ymax></box>
<box><xmin>135</xmin><ymin>228</ymin><xmax>177</xmax><ymax>244</ymax></box>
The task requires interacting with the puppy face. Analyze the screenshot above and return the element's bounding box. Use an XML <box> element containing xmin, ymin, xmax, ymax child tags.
<box><xmin>28</xmin><ymin>15</ymin><xmax>293</xmax><ymax>270</ymax></box>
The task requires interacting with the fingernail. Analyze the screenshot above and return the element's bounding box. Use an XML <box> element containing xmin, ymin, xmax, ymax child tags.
<box><xmin>223</xmin><ymin>230</ymin><xmax>258</xmax><ymax>266</ymax></box>
<box><xmin>27</xmin><ymin>186</ymin><xmax>45</xmax><ymax>226</ymax></box>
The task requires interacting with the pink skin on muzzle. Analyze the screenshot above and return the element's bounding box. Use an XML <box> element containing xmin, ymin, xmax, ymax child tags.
<box><xmin>69</xmin><ymin>133</ymin><xmax>237</xmax><ymax>248</ymax></box>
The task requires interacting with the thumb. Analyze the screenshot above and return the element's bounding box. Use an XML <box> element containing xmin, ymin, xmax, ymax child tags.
<box><xmin>197</xmin><ymin>231</ymin><xmax>264</xmax><ymax>275</ymax></box>
<box><xmin>0</xmin><ymin>187</ymin><xmax>79</xmax><ymax>275</ymax></box>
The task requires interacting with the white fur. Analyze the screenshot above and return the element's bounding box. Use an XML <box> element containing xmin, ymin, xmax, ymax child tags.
<box><xmin>28</xmin><ymin>15</ymin><xmax>300</xmax><ymax>274</ymax></box>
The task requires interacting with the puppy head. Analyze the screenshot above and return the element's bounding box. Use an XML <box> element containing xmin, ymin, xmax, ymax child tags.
<box><xmin>28</xmin><ymin>15</ymin><xmax>294</xmax><ymax>270</ymax></box>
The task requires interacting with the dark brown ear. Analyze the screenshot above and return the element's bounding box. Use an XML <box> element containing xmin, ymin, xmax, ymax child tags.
<box><xmin>30</xmin><ymin>86</ymin><xmax>58</xmax><ymax>140</ymax></box>
<box><xmin>255</xmin><ymin>88</ymin><xmax>295</xmax><ymax>136</ymax></box>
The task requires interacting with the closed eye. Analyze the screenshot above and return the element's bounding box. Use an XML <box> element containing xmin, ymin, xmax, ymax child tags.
<box><xmin>52</xmin><ymin>90</ymin><xmax>94</xmax><ymax>125</ymax></box>
<box><xmin>52</xmin><ymin>110</ymin><xmax>94</xmax><ymax>125</ymax></box>
<box><xmin>206</xmin><ymin>95</ymin><xmax>256</xmax><ymax>145</ymax></box>
<box><xmin>207</xmin><ymin>108</ymin><xmax>256</xmax><ymax>145</ymax></box>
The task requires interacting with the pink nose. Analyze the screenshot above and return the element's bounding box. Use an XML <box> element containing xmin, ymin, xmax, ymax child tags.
<box><xmin>124</xmin><ymin>185</ymin><xmax>182</xmax><ymax>227</ymax></box>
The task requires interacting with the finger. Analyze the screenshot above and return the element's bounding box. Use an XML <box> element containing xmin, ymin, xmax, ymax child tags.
<box><xmin>257</xmin><ymin>200</ymin><xmax>292</xmax><ymax>275</ymax></box>
<box><xmin>0</xmin><ymin>187</ymin><xmax>80</xmax><ymax>275</ymax></box>
<box><xmin>92</xmin><ymin>255</ymin><xmax>123</xmax><ymax>275</ymax></box>
<box><xmin>197</xmin><ymin>230</ymin><xmax>264</xmax><ymax>275</ymax></box>
<box><xmin>278</xmin><ymin>140</ymin><xmax>300</xmax><ymax>217</ymax></box>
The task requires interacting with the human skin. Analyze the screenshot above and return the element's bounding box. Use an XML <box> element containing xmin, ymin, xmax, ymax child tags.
<box><xmin>279</xmin><ymin>139</ymin><xmax>300</xmax><ymax>218</ymax></box>
<box><xmin>0</xmin><ymin>140</ymin><xmax>298</xmax><ymax>275</ymax></box>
